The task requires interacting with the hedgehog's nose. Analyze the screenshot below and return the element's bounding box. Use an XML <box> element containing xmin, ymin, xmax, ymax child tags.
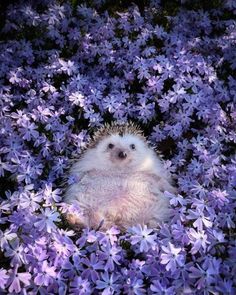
<box><xmin>118</xmin><ymin>151</ymin><xmax>127</xmax><ymax>159</ymax></box>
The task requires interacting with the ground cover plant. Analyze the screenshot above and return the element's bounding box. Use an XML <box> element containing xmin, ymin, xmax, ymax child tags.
<box><xmin>0</xmin><ymin>0</ymin><xmax>235</xmax><ymax>294</ymax></box>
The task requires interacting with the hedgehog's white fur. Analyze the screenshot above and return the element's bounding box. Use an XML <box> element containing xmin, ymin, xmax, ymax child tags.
<box><xmin>64</xmin><ymin>124</ymin><xmax>175</xmax><ymax>230</ymax></box>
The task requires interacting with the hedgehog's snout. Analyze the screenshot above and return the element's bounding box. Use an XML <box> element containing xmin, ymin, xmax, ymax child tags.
<box><xmin>109</xmin><ymin>147</ymin><xmax>130</xmax><ymax>163</ymax></box>
<box><xmin>118</xmin><ymin>151</ymin><xmax>127</xmax><ymax>159</ymax></box>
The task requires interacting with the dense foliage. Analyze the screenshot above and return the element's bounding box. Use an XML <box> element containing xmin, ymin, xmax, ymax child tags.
<box><xmin>0</xmin><ymin>0</ymin><xmax>235</xmax><ymax>294</ymax></box>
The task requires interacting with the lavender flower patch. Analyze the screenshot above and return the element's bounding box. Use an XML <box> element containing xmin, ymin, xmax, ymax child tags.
<box><xmin>0</xmin><ymin>0</ymin><xmax>235</xmax><ymax>294</ymax></box>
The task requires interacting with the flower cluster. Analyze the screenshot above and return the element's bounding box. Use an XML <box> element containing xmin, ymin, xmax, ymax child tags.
<box><xmin>0</xmin><ymin>0</ymin><xmax>235</xmax><ymax>294</ymax></box>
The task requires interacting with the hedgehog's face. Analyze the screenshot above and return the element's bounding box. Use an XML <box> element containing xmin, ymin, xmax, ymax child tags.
<box><xmin>95</xmin><ymin>133</ymin><xmax>154</xmax><ymax>171</ymax></box>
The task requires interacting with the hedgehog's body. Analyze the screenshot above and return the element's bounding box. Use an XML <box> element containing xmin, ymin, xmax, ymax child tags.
<box><xmin>64</xmin><ymin>123</ymin><xmax>175</xmax><ymax>230</ymax></box>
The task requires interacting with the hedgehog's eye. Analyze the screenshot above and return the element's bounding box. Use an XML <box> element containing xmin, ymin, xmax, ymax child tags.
<box><xmin>108</xmin><ymin>143</ymin><xmax>114</xmax><ymax>149</ymax></box>
<box><xmin>130</xmin><ymin>144</ymin><xmax>135</xmax><ymax>150</ymax></box>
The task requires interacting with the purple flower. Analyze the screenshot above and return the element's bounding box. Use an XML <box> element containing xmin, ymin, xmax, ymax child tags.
<box><xmin>124</xmin><ymin>277</ymin><xmax>146</xmax><ymax>295</ymax></box>
<box><xmin>96</xmin><ymin>272</ymin><xmax>121</xmax><ymax>294</ymax></box>
<box><xmin>17</xmin><ymin>164</ymin><xmax>34</xmax><ymax>184</ymax></box>
<box><xmin>188</xmin><ymin>228</ymin><xmax>210</xmax><ymax>254</ymax></box>
<box><xmin>147</xmin><ymin>76</ymin><xmax>164</xmax><ymax>93</ymax></box>
<box><xmin>70</xmin><ymin>277</ymin><xmax>92</xmax><ymax>295</ymax></box>
<box><xmin>76</xmin><ymin>228</ymin><xmax>98</xmax><ymax>248</ymax></box>
<box><xmin>210</xmin><ymin>189</ymin><xmax>229</xmax><ymax>208</ymax></box>
<box><xmin>136</xmin><ymin>97</ymin><xmax>155</xmax><ymax>123</ymax></box>
<box><xmin>0</xmin><ymin>268</ymin><xmax>9</xmax><ymax>289</ymax></box>
<box><xmin>171</xmin><ymin>221</ymin><xmax>190</xmax><ymax>245</ymax></box>
<box><xmin>0</xmin><ymin>229</ymin><xmax>17</xmax><ymax>250</ymax></box>
<box><xmin>52</xmin><ymin>238</ymin><xmax>74</xmax><ymax>259</ymax></box>
<box><xmin>19</xmin><ymin>121</ymin><xmax>39</xmax><ymax>141</ymax></box>
<box><xmin>43</xmin><ymin>183</ymin><xmax>61</xmax><ymax>205</ymax></box>
<box><xmin>19</xmin><ymin>191</ymin><xmax>43</xmax><ymax>211</ymax></box>
<box><xmin>81</xmin><ymin>253</ymin><xmax>104</xmax><ymax>283</ymax></box>
<box><xmin>151</xmin><ymin>125</ymin><xmax>166</xmax><ymax>142</ymax></box>
<box><xmin>98</xmin><ymin>243</ymin><xmax>121</xmax><ymax>271</ymax></box>
<box><xmin>67</xmin><ymin>174</ymin><xmax>80</xmax><ymax>185</ymax></box>
<box><xmin>34</xmin><ymin>208</ymin><xmax>60</xmax><ymax>233</ymax></box>
<box><xmin>101</xmin><ymin>227</ymin><xmax>120</xmax><ymax>245</ymax></box>
<box><xmin>60</xmin><ymin>201</ymin><xmax>81</xmax><ymax>217</ymax></box>
<box><xmin>189</xmin><ymin>259</ymin><xmax>219</xmax><ymax>290</ymax></box>
<box><xmin>130</xmin><ymin>259</ymin><xmax>146</xmax><ymax>275</ymax></box>
<box><xmin>164</xmin><ymin>123</ymin><xmax>183</xmax><ymax>139</ymax></box>
<box><xmin>215</xmin><ymin>279</ymin><xmax>236</xmax><ymax>294</ymax></box>
<box><xmin>0</xmin><ymin>158</ymin><xmax>11</xmax><ymax>177</ymax></box>
<box><xmin>58</xmin><ymin>58</ymin><xmax>77</xmax><ymax>76</ymax></box>
<box><xmin>41</xmin><ymin>82</ymin><xmax>56</xmax><ymax>94</ymax></box>
<box><xmin>47</xmin><ymin>271</ymin><xmax>67</xmax><ymax>295</ymax></box>
<box><xmin>4</xmin><ymin>239</ymin><xmax>25</xmax><ymax>267</ymax></box>
<box><xmin>69</xmin><ymin>91</ymin><xmax>85</xmax><ymax>106</ymax></box>
<box><xmin>150</xmin><ymin>280</ymin><xmax>175</xmax><ymax>295</ymax></box>
<box><xmin>129</xmin><ymin>224</ymin><xmax>157</xmax><ymax>252</ymax></box>
<box><xmin>166</xmin><ymin>192</ymin><xmax>187</xmax><ymax>207</ymax></box>
<box><xmin>8</xmin><ymin>268</ymin><xmax>31</xmax><ymax>293</ymax></box>
<box><xmin>9</xmin><ymin>70</ymin><xmax>22</xmax><ymax>84</ymax></box>
<box><xmin>160</xmin><ymin>242</ymin><xmax>185</xmax><ymax>272</ymax></box>
<box><xmin>186</xmin><ymin>208</ymin><xmax>212</xmax><ymax>231</ymax></box>
<box><xmin>34</xmin><ymin>260</ymin><xmax>57</xmax><ymax>286</ymax></box>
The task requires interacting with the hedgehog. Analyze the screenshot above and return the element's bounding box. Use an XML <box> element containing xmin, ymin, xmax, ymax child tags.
<box><xmin>64</xmin><ymin>122</ymin><xmax>176</xmax><ymax>231</ymax></box>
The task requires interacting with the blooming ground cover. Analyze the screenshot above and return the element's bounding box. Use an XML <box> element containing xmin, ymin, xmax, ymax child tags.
<box><xmin>0</xmin><ymin>0</ymin><xmax>235</xmax><ymax>294</ymax></box>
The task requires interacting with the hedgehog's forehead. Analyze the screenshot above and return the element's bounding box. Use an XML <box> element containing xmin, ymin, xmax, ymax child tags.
<box><xmin>102</xmin><ymin>133</ymin><xmax>143</xmax><ymax>145</ymax></box>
